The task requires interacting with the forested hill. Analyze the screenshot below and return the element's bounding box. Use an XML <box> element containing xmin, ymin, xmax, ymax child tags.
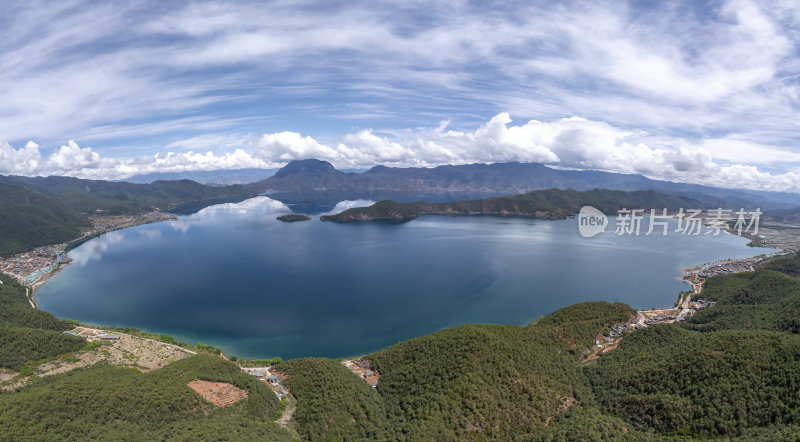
<box><xmin>0</xmin><ymin>176</ymin><xmax>256</xmax><ymax>256</ymax></box>
<box><xmin>0</xmin><ymin>175</ymin><xmax>255</xmax><ymax>214</ymax></box>
<box><xmin>0</xmin><ymin>272</ymin><xmax>85</xmax><ymax>370</ymax></box>
<box><xmin>0</xmin><ymin>183</ymin><xmax>89</xmax><ymax>256</ymax></box>
<box><xmin>321</xmin><ymin>188</ymin><xmax>717</xmax><ymax>222</ymax></box>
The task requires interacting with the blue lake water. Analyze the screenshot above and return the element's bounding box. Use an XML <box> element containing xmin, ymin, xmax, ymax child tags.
<box><xmin>36</xmin><ymin>197</ymin><xmax>772</xmax><ymax>359</ymax></box>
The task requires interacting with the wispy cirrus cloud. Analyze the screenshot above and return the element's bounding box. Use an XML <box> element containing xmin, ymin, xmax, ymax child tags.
<box><xmin>1</xmin><ymin>0</ymin><xmax>799</xmax><ymax>191</ymax></box>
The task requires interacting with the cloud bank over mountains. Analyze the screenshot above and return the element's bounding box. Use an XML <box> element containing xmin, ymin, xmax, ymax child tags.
<box><xmin>3</xmin><ymin>113</ymin><xmax>799</xmax><ymax>193</ymax></box>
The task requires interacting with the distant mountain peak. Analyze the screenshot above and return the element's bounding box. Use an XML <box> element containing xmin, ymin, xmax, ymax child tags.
<box><xmin>365</xmin><ymin>165</ymin><xmax>389</xmax><ymax>173</ymax></box>
<box><xmin>274</xmin><ymin>159</ymin><xmax>337</xmax><ymax>178</ymax></box>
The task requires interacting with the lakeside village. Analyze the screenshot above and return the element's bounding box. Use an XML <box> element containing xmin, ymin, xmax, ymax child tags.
<box><xmin>0</xmin><ymin>211</ymin><xmax>177</xmax><ymax>289</ymax></box>
<box><xmin>583</xmin><ymin>250</ymin><xmax>788</xmax><ymax>362</ymax></box>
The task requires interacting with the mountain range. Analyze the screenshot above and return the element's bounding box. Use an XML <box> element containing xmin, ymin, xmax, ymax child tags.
<box><xmin>120</xmin><ymin>168</ymin><xmax>278</xmax><ymax>186</ymax></box>
<box><xmin>255</xmin><ymin>159</ymin><xmax>800</xmax><ymax>210</ymax></box>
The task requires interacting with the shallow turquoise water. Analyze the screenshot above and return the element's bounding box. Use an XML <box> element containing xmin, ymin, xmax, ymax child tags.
<box><xmin>36</xmin><ymin>197</ymin><xmax>772</xmax><ymax>359</ymax></box>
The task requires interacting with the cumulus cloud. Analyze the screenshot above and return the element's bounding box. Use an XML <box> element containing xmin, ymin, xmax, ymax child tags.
<box><xmin>5</xmin><ymin>112</ymin><xmax>800</xmax><ymax>193</ymax></box>
<box><xmin>45</xmin><ymin>140</ymin><xmax>118</xmax><ymax>175</ymax></box>
<box><xmin>0</xmin><ymin>139</ymin><xmax>274</xmax><ymax>180</ymax></box>
<box><xmin>254</xmin><ymin>132</ymin><xmax>340</xmax><ymax>163</ymax></box>
<box><xmin>0</xmin><ymin>139</ymin><xmax>41</xmax><ymax>175</ymax></box>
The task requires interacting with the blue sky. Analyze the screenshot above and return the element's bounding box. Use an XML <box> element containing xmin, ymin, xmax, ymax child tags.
<box><xmin>1</xmin><ymin>0</ymin><xmax>800</xmax><ymax>191</ymax></box>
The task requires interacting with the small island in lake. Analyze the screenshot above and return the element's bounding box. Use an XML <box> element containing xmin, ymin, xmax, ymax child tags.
<box><xmin>277</xmin><ymin>214</ymin><xmax>312</xmax><ymax>222</ymax></box>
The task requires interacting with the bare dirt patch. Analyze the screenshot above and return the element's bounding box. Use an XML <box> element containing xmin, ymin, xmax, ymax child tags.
<box><xmin>36</xmin><ymin>334</ymin><xmax>190</xmax><ymax>378</ymax></box>
<box><xmin>187</xmin><ymin>380</ymin><xmax>248</xmax><ymax>407</ymax></box>
<box><xmin>342</xmin><ymin>359</ymin><xmax>380</xmax><ymax>387</ymax></box>
<box><xmin>1</xmin><ymin>332</ymin><xmax>195</xmax><ymax>391</ymax></box>
<box><xmin>0</xmin><ymin>369</ymin><xmax>26</xmax><ymax>391</ymax></box>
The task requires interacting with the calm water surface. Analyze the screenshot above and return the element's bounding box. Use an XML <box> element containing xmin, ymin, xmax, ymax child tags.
<box><xmin>37</xmin><ymin>197</ymin><xmax>772</xmax><ymax>359</ymax></box>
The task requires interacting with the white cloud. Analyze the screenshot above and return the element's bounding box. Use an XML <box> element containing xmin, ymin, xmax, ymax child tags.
<box><xmin>254</xmin><ymin>132</ymin><xmax>340</xmax><ymax>163</ymax></box>
<box><xmin>9</xmin><ymin>112</ymin><xmax>800</xmax><ymax>193</ymax></box>
<box><xmin>45</xmin><ymin>140</ymin><xmax>117</xmax><ymax>174</ymax></box>
<box><xmin>0</xmin><ymin>139</ymin><xmax>41</xmax><ymax>175</ymax></box>
<box><xmin>0</xmin><ymin>139</ymin><xmax>273</xmax><ymax>180</ymax></box>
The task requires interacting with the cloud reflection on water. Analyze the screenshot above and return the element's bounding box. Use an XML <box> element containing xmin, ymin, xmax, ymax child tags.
<box><xmin>169</xmin><ymin>196</ymin><xmax>291</xmax><ymax>233</ymax></box>
<box><xmin>323</xmin><ymin>199</ymin><xmax>376</xmax><ymax>215</ymax></box>
<box><xmin>70</xmin><ymin>231</ymin><xmax>125</xmax><ymax>266</ymax></box>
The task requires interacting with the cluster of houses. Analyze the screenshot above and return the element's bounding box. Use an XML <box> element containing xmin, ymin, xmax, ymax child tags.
<box><xmin>0</xmin><ymin>212</ymin><xmax>181</xmax><ymax>288</ymax></box>
<box><xmin>0</xmin><ymin>245</ymin><xmax>68</xmax><ymax>286</ymax></box>
<box><xmin>87</xmin><ymin>211</ymin><xmax>177</xmax><ymax>231</ymax></box>
<box><xmin>643</xmin><ymin>314</ymin><xmax>678</xmax><ymax>325</ymax></box>
<box><xmin>63</xmin><ymin>326</ymin><xmax>120</xmax><ymax>340</ymax></box>
<box><xmin>244</xmin><ymin>368</ymin><xmax>290</xmax><ymax>400</ymax></box>
<box><xmin>593</xmin><ymin>292</ymin><xmax>720</xmax><ymax>352</ymax></box>
<box><xmin>698</xmin><ymin>260</ymin><xmax>757</xmax><ymax>279</ymax></box>
<box><xmin>342</xmin><ymin>359</ymin><xmax>380</xmax><ymax>388</ymax></box>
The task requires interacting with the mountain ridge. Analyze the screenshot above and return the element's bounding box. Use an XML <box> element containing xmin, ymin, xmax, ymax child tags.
<box><xmin>0</xmin><ymin>176</ymin><xmax>258</xmax><ymax>256</ymax></box>
<box><xmin>257</xmin><ymin>159</ymin><xmax>800</xmax><ymax>209</ymax></box>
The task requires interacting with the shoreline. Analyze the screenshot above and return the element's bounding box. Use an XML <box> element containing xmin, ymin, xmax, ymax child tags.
<box><xmin>16</xmin><ymin>212</ymin><xmax>179</xmax><ymax>308</ymax></box>
<box><xmin>28</xmin><ymin>261</ymin><xmax>72</xmax><ymax>309</ymax></box>
<box><xmin>8</xmin><ymin>209</ymin><xmax>793</xmax><ymax>361</ymax></box>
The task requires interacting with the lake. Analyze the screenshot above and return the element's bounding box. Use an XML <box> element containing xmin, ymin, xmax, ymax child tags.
<box><xmin>36</xmin><ymin>196</ymin><xmax>772</xmax><ymax>359</ymax></box>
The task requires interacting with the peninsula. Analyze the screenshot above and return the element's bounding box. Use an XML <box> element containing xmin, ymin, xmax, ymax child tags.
<box><xmin>320</xmin><ymin>188</ymin><xmax>713</xmax><ymax>222</ymax></box>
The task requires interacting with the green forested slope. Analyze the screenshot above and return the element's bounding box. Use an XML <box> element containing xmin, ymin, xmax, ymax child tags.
<box><xmin>586</xmin><ymin>259</ymin><xmax>800</xmax><ymax>438</ymax></box>
<box><xmin>277</xmin><ymin>358</ymin><xmax>388</xmax><ymax>440</ymax></box>
<box><xmin>368</xmin><ymin>302</ymin><xmax>635</xmax><ymax>440</ymax></box>
<box><xmin>274</xmin><ymin>302</ymin><xmax>636</xmax><ymax>440</ymax></box>
<box><xmin>0</xmin><ymin>176</ymin><xmax>256</xmax><ymax>256</ymax></box>
<box><xmin>588</xmin><ymin>326</ymin><xmax>800</xmax><ymax>436</ymax></box>
<box><xmin>0</xmin><ymin>355</ymin><xmax>288</xmax><ymax>441</ymax></box>
<box><xmin>0</xmin><ymin>273</ymin><xmax>84</xmax><ymax>370</ymax></box>
<box><xmin>681</xmin><ymin>269</ymin><xmax>800</xmax><ymax>334</ymax></box>
<box><xmin>0</xmin><ymin>183</ymin><xmax>88</xmax><ymax>255</ymax></box>
<box><xmin>0</xmin><ymin>176</ymin><xmax>255</xmax><ymax>215</ymax></box>
<box><xmin>759</xmin><ymin>252</ymin><xmax>800</xmax><ymax>277</ymax></box>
